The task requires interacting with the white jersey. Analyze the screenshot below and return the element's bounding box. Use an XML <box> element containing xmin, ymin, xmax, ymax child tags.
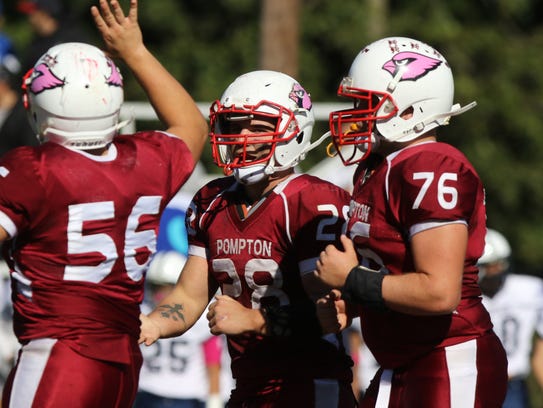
<box><xmin>138</xmin><ymin>303</ymin><xmax>215</xmax><ymax>400</ymax></box>
<box><xmin>481</xmin><ymin>273</ymin><xmax>543</xmax><ymax>378</ymax></box>
<box><xmin>0</xmin><ymin>269</ymin><xmax>18</xmax><ymax>389</ymax></box>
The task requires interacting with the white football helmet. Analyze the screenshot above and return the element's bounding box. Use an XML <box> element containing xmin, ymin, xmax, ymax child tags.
<box><xmin>209</xmin><ymin>70</ymin><xmax>325</xmax><ymax>184</ymax></box>
<box><xmin>23</xmin><ymin>42</ymin><xmax>130</xmax><ymax>150</ymax></box>
<box><xmin>329</xmin><ymin>36</ymin><xmax>476</xmax><ymax>165</ymax></box>
<box><xmin>477</xmin><ymin>228</ymin><xmax>511</xmax><ymax>296</ymax></box>
<box><xmin>478</xmin><ymin>228</ymin><xmax>511</xmax><ymax>266</ymax></box>
<box><xmin>146</xmin><ymin>251</ymin><xmax>187</xmax><ymax>285</ymax></box>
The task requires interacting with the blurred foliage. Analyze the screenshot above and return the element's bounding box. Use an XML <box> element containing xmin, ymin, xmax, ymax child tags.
<box><xmin>2</xmin><ymin>0</ymin><xmax>543</xmax><ymax>278</ymax></box>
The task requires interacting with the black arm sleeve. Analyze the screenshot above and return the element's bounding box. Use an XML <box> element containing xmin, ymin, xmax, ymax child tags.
<box><xmin>261</xmin><ymin>302</ymin><xmax>323</xmax><ymax>338</ymax></box>
<box><xmin>341</xmin><ymin>266</ymin><xmax>386</xmax><ymax>309</ymax></box>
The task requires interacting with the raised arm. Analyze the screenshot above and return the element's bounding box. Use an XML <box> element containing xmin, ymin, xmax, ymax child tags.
<box><xmin>91</xmin><ymin>0</ymin><xmax>208</xmax><ymax>162</ymax></box>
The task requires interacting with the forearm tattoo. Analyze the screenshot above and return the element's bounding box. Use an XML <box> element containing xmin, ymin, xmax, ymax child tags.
<box><xmin>158</xmin><ymin>303</ymin><xmax>186</xmax><ymax>323</ymax></box>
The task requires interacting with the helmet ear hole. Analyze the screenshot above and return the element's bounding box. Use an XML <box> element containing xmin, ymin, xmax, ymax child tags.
<box><xmin>400</xmin><ymin>106</ymin><xmax>414</xmax><ymax>120</ymax></box>
<box><xmin>296</xmin><ymin>131</ymin><xmax>304</xmax><ymax>144</ymax></box>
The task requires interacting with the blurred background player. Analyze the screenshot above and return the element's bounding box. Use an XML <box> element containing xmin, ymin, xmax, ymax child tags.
<box><xmin>0</xmin><ymin>263</ymin><xmax>17</xmax><ymax>402</ymax></box>
<box><xmin>478</xmin><ymin>228</ymin><xmax>543</xmax><ymax>408</ymax></box>
<box><xmin>0</xmin><ymin>33</ymin><xmax>38</xmax><ymax>384</ymax></box>
<box><xmin>0</xmin><ymin>22</ymin><xmax>39</xmax><ymax>397</ymax></box>
<box><xmin>16</xmin><ymin>0</ymin><xmax>90</xmax><ymax>73</ymax></box>
<box><xmin>135</xmin><ymin>251</ymin><xmax>231</xmax><ymax>408</ymax></box>
<box><xmin>140</xmin><ymin>70</ymin><xmax>357</xmax><ymax>407</ymax></box>
<box><xmin>135</xmin><ymin>191</ymin><xmax>233</xmax><ymax>408</ymax></box>
<box><xmin>0</xmin><ymin>0</ymin><xmax>207</xmax><ymax>406</ymax></box>
<box><xmin>0</xmin><ymin>31</ymin><xmax>38</xmax><ymax>156</ymax></box>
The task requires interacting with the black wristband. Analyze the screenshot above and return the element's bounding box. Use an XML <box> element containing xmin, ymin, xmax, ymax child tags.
<box><xmin>262</xmin><ymin>302</ymin><xmax>323</xmax><ymax>338</ymax></box>
<box><xmin>341</xmin><ymin>266</ymin><xmax>385</xmax><ymax>309</ymax></box>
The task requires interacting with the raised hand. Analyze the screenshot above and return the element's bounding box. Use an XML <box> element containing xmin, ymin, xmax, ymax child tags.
<box><xmin>91</xmin><ymin>0</ymin><xmax>143</xmax><ymax>60</ymax></box>
<box><xmin>90</xmin><ymin>0</ymin><xmax>208</xmax><ymax>161</ymax></box>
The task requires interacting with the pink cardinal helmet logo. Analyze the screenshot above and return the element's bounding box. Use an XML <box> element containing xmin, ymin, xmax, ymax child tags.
<box><xmin>382</xmin><ymin>51</ymin><xmax>442</xmax><ymax>81</ymax></box>
<box><xmin>106</xmin><ymin>59</ymin><xmax>123</xmax><ymax>87</ymax></box>
<box><xmin>29</xmin><ymin>63</ymin><xmax>65</xmax><ymax>94</ymax></box>
<box><xmin>29</xmin><ymin>58</ymin><xmax>122</xmax><ymax>95</ymax></box>
<box><xmin>289</xmin><ymin>83</ymin><xmax>312</xmax><ymax>110</ymax></box>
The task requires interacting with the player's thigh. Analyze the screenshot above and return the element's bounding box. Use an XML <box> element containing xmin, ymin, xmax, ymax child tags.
<box><xmin>472</xmin><ymin>332</ymin><xmax>507</xmax><ymax>407</ymax></box>
<box><xmin>362</xmin><ymin>362</ymin><xmax>452</xmax><ymax>407</ymax></box>
<box><xmin>4</xmin><ymin>338</ymin><xmax>141</xmax><ymax>408</ymax></box>
<box><xmin>362</xmin><ymin>335</ymin><xmax>507</xmax><ymax>408</ymax></box>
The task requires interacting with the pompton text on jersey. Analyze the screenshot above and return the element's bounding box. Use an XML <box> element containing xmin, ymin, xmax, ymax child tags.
<box><xmin>216</xmin><ymin>238</ymin><xmax>272</xmax><ymax>257</ymax></box>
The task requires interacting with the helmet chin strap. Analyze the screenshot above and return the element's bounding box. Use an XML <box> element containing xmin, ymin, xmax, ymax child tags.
<box><xmin>234</xmin><ymin>164</ymin><xmax>273</xmax><ymax>185</ymax></box>
<box><xmin>271</xmin><ymin>130</ymin><xmax>330</xmax><ymax>172</ymax></box>
<box><xmin>233</xmin><ymin>128</ymin><xmax>329</xmax><ymax>183</ymax></box>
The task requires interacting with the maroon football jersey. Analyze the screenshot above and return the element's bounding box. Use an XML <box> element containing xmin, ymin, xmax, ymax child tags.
<box><xmin>187</xmin><ymin>174</ymin><xmax>354</xmax><ymax>383</ymax></box>
<box><xmin>0</xmin><ymin>131</ymin><xmax>193</xmax><ymax>363</ymax></box>
<box><xmin>348</xmin><ymin>141</ymin><xmax>492</xmax><ymax>369</ymax></box>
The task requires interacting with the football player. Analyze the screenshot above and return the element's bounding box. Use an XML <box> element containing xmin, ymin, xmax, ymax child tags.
<box><xmin>140</xmin><ymin>70</ymin><xmax>358</xmax><ymax>407</ymax></box>
<box><xmin>315</xmin><ymin>36</ymin><xmax>508</xmax><ymax>407</ymax></box>
<box><xmin>479</xmin><ymin>228</ymin><xmax>543</xmax><ymax>408</ymax></box>
<box><xmin>0</xmin><ymin>0</ymin><xmax>207</xmax><ymax>406</ymax></box>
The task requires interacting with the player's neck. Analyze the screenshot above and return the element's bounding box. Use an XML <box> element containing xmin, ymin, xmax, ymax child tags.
<box><xmin>243</xmin><ymin>169</ymin><xmax>293</xmax><ymax>203</ymax></box>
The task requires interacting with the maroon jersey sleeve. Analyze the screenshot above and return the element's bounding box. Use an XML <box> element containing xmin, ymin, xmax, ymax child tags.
<box><xmin>185</xmin><ymin>177</ymin><xmax>233</xmax><ymax>258</ymax></box>
<box><xmin>280</xmin><ymin>175</ymin><xmax>350</xmax><ymax>275</ymax></box>
<box><xmin>0</xmin><ymin>147</ymin><xmax>44</xmax><ymax>236</ymax></box>
<box><xmin>387</xmin><ymin>143</ymin><xmax>481</xmax><ymax>231</ymax></box>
